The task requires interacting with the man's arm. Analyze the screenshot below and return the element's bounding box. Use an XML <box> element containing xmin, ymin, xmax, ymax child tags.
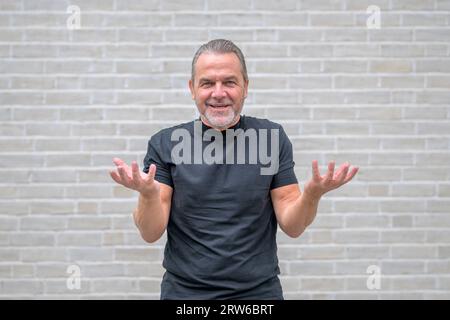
<box><xmin>133</xmin><ymin>183</ymin><xmax>172</xmax><ymax>243</ymax></box>
<box><xmin>271</xmin><ymin>160</ymin><xmax>359</xmax><ymax>238</ymax></box>
<box><xmin>110</xmin><ymin>158</ymin><xmax>173</xmax><ymax>243</ymax></box>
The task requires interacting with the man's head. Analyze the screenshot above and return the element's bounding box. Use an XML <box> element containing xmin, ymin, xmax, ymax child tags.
<box><xmin>189</xmin><ymin>39</ymin><xmax>249</xmax><ymax>130</ymax></box>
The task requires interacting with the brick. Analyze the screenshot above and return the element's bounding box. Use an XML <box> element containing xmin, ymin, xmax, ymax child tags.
<box><xmin>345</xmin><ymin>215</ymin><xmax>389</xmax><ymax>228</ymax></box>
<box><xmin>310</xmin><ymin>14</ymin><xmax>355</xmax><ymax>27</ymax></box>
<box><xmin>26</xmin><ymin>123</ymin><xmax>71</xmax><ymax>136</ymax></box>
<box><xmin>11</xmin><ymin>77</ymin><xmax>55</xmax><ymax>90</ymax></box>
<box><xmin>391</xmin><ymin>245</ymin><xmax>438</xmax><ymax>259</ymax></box>
<box><xmin>115</xmin><ymin>247</ymin><xmax>161</xmax><ymax>262</ymax></box>
<box><xmin>35</xmin><ymin>138</ymin><xmax>81</xmax><ymax>152</ymax></box>
<box><xmin>18</xmin><ymin>186</ymin><xmax>65</xmax><ymax>199</ymax></box>
<box><xmin>69</xmin><ymin>248</ymin><xmax>114</xmax><ymax>262</ymax></box>
<box><xmin>389</xmin><ymin>277</ymin><xmax>436</xmax><ymax>290</ymax></box>
<box><xmin>370</xmin><ymin>60</ymin><xmax>413</xmax><ymax>73</ymax></box>
<box><xmin>0</xmin><ymin>124</ymin><xmax>25</xmax><ymax>136</ymax></box>
<box><xmin>102</xmin><ymin>231</ymin><xmax>126</xmax><ymax>246</ymax></box>
<box><xmin>346</xmin><ymin>245</ymin><xmax>389</xmax><ymax>259</ymax></box>
<box><xmin>345</xmin><ymin>0</ymin><xmax>389</xmax><ymax>10</ymax></box>
<box><xmin>290</xmin><ymin>45</ymin><xmax>332</xmax><ymax>58</ymax></box>
<box><xmin>0</xmin><ymin>0</ymin><xmax>22</xmax><ymax>10</ymax></box>
<box><xmin>45</xmin><ymin>154</ymin><xmax>91</xmax><ymax>167</ymax></box>
<box><xmin>20</xmin><ymin>248</ymin><xmax>67</xmax><ymax>262</ymax></box>
<box><xmin>20</xmin><ymin>217</ymin><xmax>67</xmax><ymax>231</ymax></box>
<box><xmin>1</xmin><ymin>280</ymin><xmax>43</xmax><ymax>295</ymax></box>
<box><xmin>65</xmin><ymin>186</ymin><xmax>112</xmax><ymax>199</ymax></box>
<box><xmin>416</xmin><ymin>59</ymin><xmax>450</xmax><ymax>73</ymax></box>
<box><xmin>104</xmin><ymin>108</ymin><xmax>149</xmax><ymax>121</ymax></box>
<box><xmin>81</xmin><ymin>138</ymin><xmax>126</xmax><ymax>151</ymax></box>
<box><xmin>116</xmin><ymin>92</ymin><xmax>161</xmax><ymax>105</ymax></box>
<box><xmin>382</xmin><ymin>261</ymin><xmax>425</xmax><ymax>274</ymax></box>
<box><xmin>289</xmin><ymin>261</ymin><xmax>333</xmax><ymax>275</ymax></box>
<box><xmin>0</xmin><ymin>92</ymin><xmax>44</xmax><ymax>105</ymax></box>
<box><xmin>0</xmin><ymin>155</ymin><xmax>45</xmax><ymax>168</ymax></box>
<box><xmin>380</xmin><ymin>76</ymin><xmax>424</xmax><ymax>88</ymax></box>
<box><xmin>380</xmin><ymin>200</ymin><xmax>426</xmax><ymax>213</ymax></box>
<box><xmin>0</xmin><ymin>202</ymin><xmax>28</xmax><ymax>215</ymax></box>
<box><xmin>212</xmin><ymin>29</ymin><xmax>254</xmax><ymax>41</ymax></box>
<box><xmin>381</xmin><ymin>230</ymin><xmax>426</xmax><ymax>243</ymax></box>
<box><xmin>0</xmin><ymin>138</ymin><xmax>34</xmax><ymax>152</ymax></box>
<box><xmin>371</xmin><ymin>122</ymin><xmax>415</xmax><ymax>134</ymax></box>
<box><xmin>312</xmin><ymin>107</ymin><xmax>356</xmax><ymax>120</ymax></box>
<box><xmin>323</xmin><ymin>60</ymin><xmax>367</xmax><ymax>73</ymax></box>
<box><xmin>10</xmin><ymin>232</ymin><xmax>55</xmax><ymax>246</ymax></box>
<box><xmin>426</xmin><ymin>230</ymin><xmax>450</xmax><ymax>243</ymax></box>
<box><xmin>301</xmin><ymin>277</ymin><xmax>345</xmax><ymax>291</ymax></box>
<box><xmin>29</xmin><ymin>201</ymin><xmax>75</xmax><ymax>214</ymax></box>
<box><xmin>72</xmin><ymin>123</ymin><xmax>117</xmax><ymax>136</ymax></box>
<box><xmin>427</xmin><ymin>76</ymin><xmax>450</xmax><ymax>88</ymax></box>
<box><xmin>336</xmin><ymin>137</ymin><xmax>380</xmax><ymax>150</ymax></box>
<box><xmin>57</xmin><ymin>233</ymin><xmax>102</xmax><ymax>246</ymax></box>
<box><xmin>391</xmin><ymin>184</ymin><xmax>435</xmax><ymax>197</ymax></box>
<box><xmin>77</xmin><ymin>202</ymin><xmax>99</xmax><ymax>214</ymax></box>
<box><xmin>392</xmin><ymin>215</ymin><xmax>413</xmax><ymax>228</ymax></box>
<box><xmin>334</xmin><ymin>230</ymin><xmax>379</xmax><ymax>244</ymax></box>
<box><xmin>13</xmin><ymin>45</ymin><xmax>58</xmax><ymax>58</ymax></box>
<box><xmin>45</xmin><ymin>92</ymin><xmax>90</xmax><ymax>105</ymax></box>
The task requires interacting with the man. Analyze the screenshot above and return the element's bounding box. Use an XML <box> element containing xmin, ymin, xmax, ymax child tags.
<box><xmin>110</xmin><ymin>39</ymin><xmax>358</xmax><ymax>299</ymax></box>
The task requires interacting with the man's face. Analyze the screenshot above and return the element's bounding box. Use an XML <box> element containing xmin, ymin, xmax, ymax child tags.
<box><xmin>189</xmin><ymin>53</ymin><xmax>249</xmax><ymax>130</ymax></box>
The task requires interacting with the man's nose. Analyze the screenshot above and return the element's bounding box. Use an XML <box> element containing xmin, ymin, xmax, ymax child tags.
<box><xmin>211</xmin><ymin>82</ymin><xmax>226</xmax><ymax>98</ymax></box>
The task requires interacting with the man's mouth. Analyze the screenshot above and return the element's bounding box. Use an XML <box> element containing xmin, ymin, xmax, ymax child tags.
<box><xmin>207</xmin><ymin>104</ymin><xmax>230</xmax><ymax>108</ymax></box>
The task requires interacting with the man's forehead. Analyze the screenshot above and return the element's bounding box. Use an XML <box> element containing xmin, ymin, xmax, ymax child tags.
<box><xmin>195</xmin><ymin>52</ymin><xmax>241</xmax><ymax>71</ymax></box>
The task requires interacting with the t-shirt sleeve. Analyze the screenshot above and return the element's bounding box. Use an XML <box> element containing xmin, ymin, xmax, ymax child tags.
<box><xmin>270</xmin><ymin>125</ymin><xmax>298</xmax><ymax>190</ymax></box>
<box><xmin>143</xmin><ymin>133</ymin><xmax>173</xmax><ymax>187</ymax></box>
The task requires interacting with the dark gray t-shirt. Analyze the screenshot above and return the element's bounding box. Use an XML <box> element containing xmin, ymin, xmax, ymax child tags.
<box><xmin>143</xmin><ymin>115</ymin><xmax>298</xmax><ymax>299</ymax></box>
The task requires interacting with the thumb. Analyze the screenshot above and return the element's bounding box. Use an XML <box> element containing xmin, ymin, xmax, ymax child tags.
<box><xmin>147</xmin><ymin>164</ymin><xmax>157</xmax><ymax>181</ymax></box>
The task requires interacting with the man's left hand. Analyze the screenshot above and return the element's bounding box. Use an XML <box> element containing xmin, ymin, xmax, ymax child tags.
<box><xmin>304</xmin><ymin>160</ymin><xmax>359</xmax><ymax>200</ymax></box>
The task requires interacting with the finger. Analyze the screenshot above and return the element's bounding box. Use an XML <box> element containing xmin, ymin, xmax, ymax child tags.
<box><xmin>131</xmin><ymin>161</ymin><xmax>142</xmax><ymax>184</ymax></box>
<box><xmin>117</xmin><ymin>165</ymin><xmax>131</xmax><ymax>185</ymax></box>
<box><xmin>109</xmin><ymin>169</ymin><xmax>122</xmax><ymax>184</ymax></box>
<box><xmin>113</xmin><ymin>158</ymin><xmax>132</xmax><ymax>176</ymax></box>
<box><xmin>113</xmin><ymin>157</ymin><xmax>125</xmax><ymax>166</ymax></box>
<box><xmin>324</xmin><ymin>160</ymin><xmax>335</xmax><ymax>183</ymax></box>
<box><xmin>333</xmin><ymin>162</ymin><xmax>348</xmax><ymax>179</ymax></box>
<box><xmin>343</xmin><ymin>167</ymin><xmax>359</xmax><ymax>184</ymax></box>
<box><xmin>148</xmin><ymin>164</ymin><xmax>156</xmax><ymax>181</ymax></box>
<box><xmin>312</xmin><ymin>160</ymin><xmax>321</xmax><ymax>181</ymax></box>
<box><xmin>337</xmin><ymin>164</ymin><xmax>349</xmax><ymax>183</ymax></box>
<box><xmin>334</xmin><ymin>162</ymin><xmax>350</xmax><ymax>180</ymax></box>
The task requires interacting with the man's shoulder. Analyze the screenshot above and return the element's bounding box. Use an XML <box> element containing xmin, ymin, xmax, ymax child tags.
<box><xmin>150</xmin><ymin>120</ymin><xmax>194</xmax><ymax>141</ymax></box>
<box><xmin>244</xmin><ymin>115</ymin><xmax>283</xmax><ymax>130</ymax></box>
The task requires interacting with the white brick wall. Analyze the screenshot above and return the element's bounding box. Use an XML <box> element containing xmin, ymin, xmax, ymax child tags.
<box><xmin>0</xmin><ymin>0</ymin><xmax>449</xmax><ymax>299</ymax></box>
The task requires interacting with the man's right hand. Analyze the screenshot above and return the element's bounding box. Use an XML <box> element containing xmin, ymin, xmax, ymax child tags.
<box><xmin>109</xmin><ymin>157</ymin><xmax>160</xmax><ymax>199</ymax></box>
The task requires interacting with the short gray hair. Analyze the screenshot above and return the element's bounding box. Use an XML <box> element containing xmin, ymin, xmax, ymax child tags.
<box><xmin>191</xmin><ymin>39</ymin><xmax>248</xmax><ymax>83</ymax></box>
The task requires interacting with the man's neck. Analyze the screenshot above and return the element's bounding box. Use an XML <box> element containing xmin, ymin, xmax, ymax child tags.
<box><xmin>199</xmin><ymin>115</ymin><xmax>241</xmax><ymax>131</ymax></box>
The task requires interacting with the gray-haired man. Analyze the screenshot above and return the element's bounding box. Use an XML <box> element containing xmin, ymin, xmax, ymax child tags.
<box><xmin>110</xmin><ymin>39</ymin><xmax>359</xmax><ymax>299</ymax></box>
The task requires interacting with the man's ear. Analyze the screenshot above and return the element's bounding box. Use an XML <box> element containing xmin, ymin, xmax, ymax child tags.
<box><xmin>188</xmin><ymin>79</ymin><xmax>195</xmax><ymax>100</ymax></box>
<box><xmin>243</xmin><ymin>79</ymin><xmax>249</xmax><ymax>99</ymax></box>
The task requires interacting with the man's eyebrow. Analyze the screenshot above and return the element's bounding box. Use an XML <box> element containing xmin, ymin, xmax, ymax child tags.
<box><xmin>198</xmin><ymin>76</ymin><xmax>239</xmax><ymax>83</ymax></box>
<box><xmin>198</xmin><ymin>77</ymin><xmax>212</xmax><ymax>83</ymax></box>
<box><xmin>223</xmin><ymin>76</ymin><xmax>239</xmax><ymax>81</ymax></box>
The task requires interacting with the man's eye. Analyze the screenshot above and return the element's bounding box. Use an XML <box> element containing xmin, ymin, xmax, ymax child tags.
<box><xmin>225</xmin><ymin>81</ymin><xmax>236</xmax><ymax>86</ymax></box>
<box><xmin>201</xmin><ymin>82</ymin><xmax>212</xmax><ymax>87</ymax></box>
